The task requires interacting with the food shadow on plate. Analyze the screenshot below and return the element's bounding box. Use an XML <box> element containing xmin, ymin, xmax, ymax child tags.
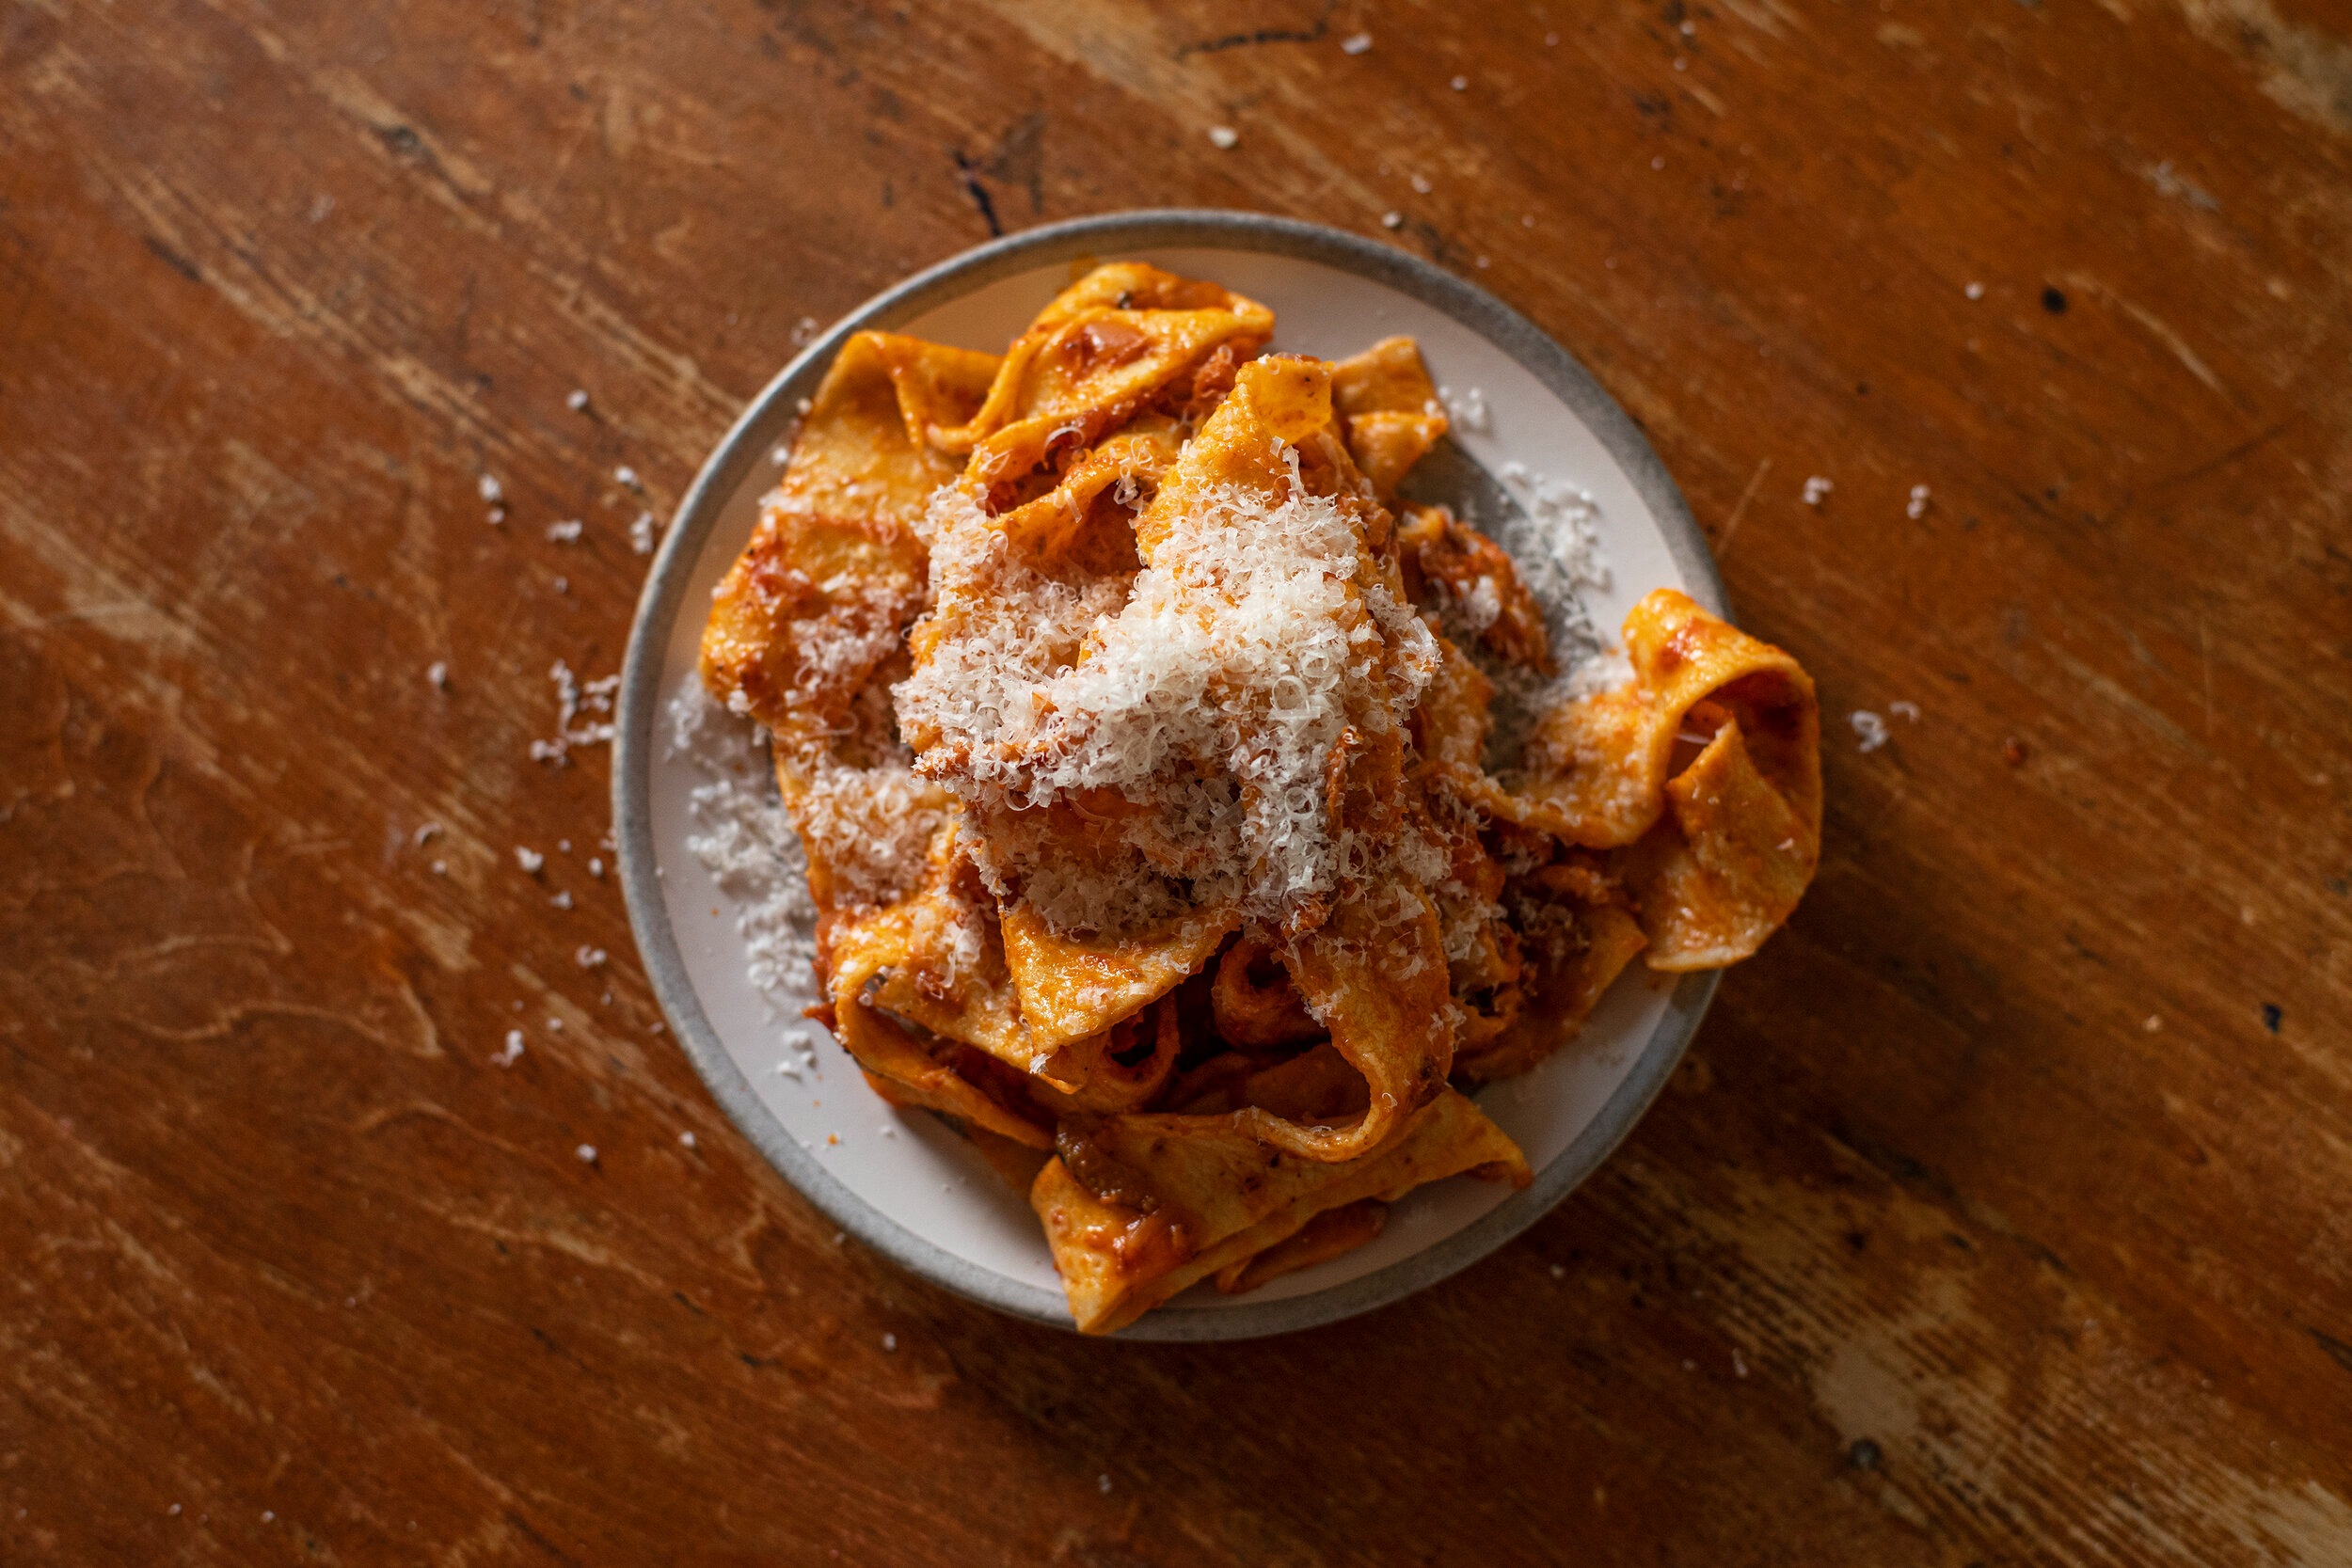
<box><xmin>1393</xmin><ymin>436</ymin><xmax>1611</xmax><ymax>772</ymax></box>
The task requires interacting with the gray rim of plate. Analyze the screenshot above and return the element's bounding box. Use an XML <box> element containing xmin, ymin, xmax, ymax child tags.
<box><xmin>614</xmin><ymin>209</ymin><xmax>1729</xmax><ymax>1341</ymax></box>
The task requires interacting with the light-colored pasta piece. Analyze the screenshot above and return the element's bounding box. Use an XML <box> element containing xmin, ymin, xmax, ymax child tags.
<box><xmin>930</xmin><ymin>263</ymin><xmax>1273</xmax><ymax>496</ymax></box>
<box><xmin>1214</xmin><ymin>1199</ymin><xmax>1389</xmax><ymax>1295</ymax></box>
<box><xmin>1516</xmin><ymin>587</ymin><xmax>1818</xmax><ymax>849</ymax></box>
<box><xmin>998</xmin><ymin>901</ymin><xmax>1238</xmax><ymax>1053</ymax></box>
<box><xmin>1628</xmin><ymin>714</ymin><xmax>1820</xmax><ymax>969</ymax></box>
<box><xmin>1033</xmin><ymin>1085</ymin><xmax>1529</xmax><ymax>1335</ymax></box>
<box><xmin>1234</xmin><ymin>886</ymin><xmax>1454</xmax><ymax>1163</ymax></box>
<box><xmin>1329</xmin><ymin>334</ymin><xmax>1441</xmax><ymax>418</ymax></box>
<box><xmin>1331</xmin><ymin>336</ymin><xmax>1451</xmax><ymax>501</ymax></box>
<box><xmin>824</xmin><ymin>897</ymin><xmax>1054</xmax><ymax>1150</ymax></box>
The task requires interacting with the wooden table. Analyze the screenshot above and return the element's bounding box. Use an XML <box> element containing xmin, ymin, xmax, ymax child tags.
<box><xmin>6</xmin><ymin>2</ymin><xmax>2349</xmax><ymax>1561</ymax></box>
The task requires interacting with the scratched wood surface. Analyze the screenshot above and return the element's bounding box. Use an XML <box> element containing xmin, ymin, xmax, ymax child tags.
<box><xmin>5</xmin><ymin>0</ymin><xmax>2350</xmax><ymax>1562</ymax></box>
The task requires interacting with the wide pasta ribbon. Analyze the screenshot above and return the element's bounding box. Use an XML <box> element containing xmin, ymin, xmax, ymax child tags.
<box><xmin>998</xmin><ymin>902</ymin><xmax>1238</xmax><ymax>1053</ymax></box>
<box><xmin>1237</xmin><ymin>881</ymin><xmax>1454</xmax><ymax>1162</ymax></box>
<box><xmin>1034</xmin><ymin>1079</ymin><xmax>1530</xmax><ymax>1335</ymax></box>
<box><xmin>823</xmin><ymin>893</ymin><xmax>1056</xmax><ymax>1150</ymax></box>
<box><xmin>1518</xmin><ymin>588</ymin><xmax>1820</xmax><ymax>969</ymax></box>
<box><xmin>1329</xmin><ymin>335</ymin><xmax>1450</xmax><ymax>500</ymax></box>
<box><xmin>930</xmin><ymin>262</ymin><xmax>1274</xmax><ymax>495</ymax></box>
<box><xmin>701</xmin><ymin>331</ymin><xmax>998</xmax><ymax>752</ymax></box>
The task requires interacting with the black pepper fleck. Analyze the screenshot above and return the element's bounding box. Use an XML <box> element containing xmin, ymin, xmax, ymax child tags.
<box><xmin>2262</xmin><ymin>1004</ymin><xmax>2283</xmax><ymax>1033</ymax></box>
<box><xmin>2042</xmin><ymin>286</ymin><xmax>2068</xmax><ymax>314</ymax></box>
<box><xmin>1849</xmin><ymin>1438</ymin><xmax>1883</xmax><ymax>1471</ymax></box>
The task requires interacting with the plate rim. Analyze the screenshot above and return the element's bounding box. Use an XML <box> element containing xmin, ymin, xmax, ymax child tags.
<box><xmin>614</xmin><ymin>208</ymin><xmax>1727</xmax><ymax>1341</ymax></box>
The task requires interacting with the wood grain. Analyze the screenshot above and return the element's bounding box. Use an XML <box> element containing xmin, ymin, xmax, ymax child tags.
<box><xmin>4</xmin><ymin>1</ymin><xmax>2349</xmax><ymax>1561</ymax></box>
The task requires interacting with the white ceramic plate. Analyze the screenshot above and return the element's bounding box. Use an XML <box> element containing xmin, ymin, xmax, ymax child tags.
<box><xmin>615</xmin><ymin>211</ymin><xmax>1727</xmax><ymax>1339</ymax></box>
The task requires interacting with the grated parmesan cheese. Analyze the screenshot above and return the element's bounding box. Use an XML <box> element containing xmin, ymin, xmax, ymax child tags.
<box><xmin>547</xmin><ymin>519</ymin><xmax>583</xmax><ymax>544</ymax></box>
<box><xmin>897</xmin><ymin>457</ymin><xmax>1438</xmax><ymax>934</ymax></box>
<box><xmin>1455</xmin><ymin>463</ymin><xmax>1618</xmax><ymax>770</ymax></box>
<box><xmin>1494</xmin><ymin>463</ymin><xmax>1611</xmax><ymax>602</ymax></box>
<box><xmin>532</xmin><ymin>660</ymin><xmax>619</xmax><ymax>765</ymax></box>
<box><xmin>669</xmin><ymin>681</ymin><xmax>828</xmax><ymax>1065</ymax></box>
<box><xmin>1342</xmin><ymin>30</ymin><xmax>1372</xmax><ymax>53</ymax></box>
<box><xmin>795</xmin><ymin>753</ymin><xmax>947</xmax><ymax>911</ymax></box>
<box><xmin>1851</xmin><ymin>710</ymin><xmax>1889</xmax><ymax>752</ymax></box>
<box><xmin>1439</xmin><ymin>385</ymin><xmax>1492</xmax><ymax>434</ymax></box>
<box><xmin>1457</xmin><ymin>575</ymin><xmax>1502</xmax><ymax>635</ymax></box>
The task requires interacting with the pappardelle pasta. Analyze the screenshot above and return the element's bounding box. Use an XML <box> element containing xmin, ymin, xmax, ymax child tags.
<box><xmin>700</xmin><ymin>262</ymin><xmax>1820</xmax><ymax>1333</ymax></box>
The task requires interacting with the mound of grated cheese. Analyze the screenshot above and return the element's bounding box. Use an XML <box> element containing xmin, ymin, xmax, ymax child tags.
<box><xmin>895</xmin><ymin>449</ymin><xmax>1438</xmax><ymax>934</ymax></box>
<box><xmin>668</xmin><ymin>681</ymin><xmax>822</xmax><ymax>1041</ymax></box>
<box><xmin>789</xmin><ymin>753</ymin><xmax>945</xmax><ymax>911</ymax></box>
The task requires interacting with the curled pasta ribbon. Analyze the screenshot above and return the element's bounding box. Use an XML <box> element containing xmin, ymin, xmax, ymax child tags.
<box><xmin>840</xmin><ymin>841</ymin><xmax>1206</xmax><ymax>1112</ymax></box>
<box><xmin>1519</xmin><ymin>588</ymin><xmax>1820</xmax><ymax>970</ymax></box>
<box><xmin>824</xmin><ymin>895</ymin><xmax>1056</xmax><ymax>1151</ymax></box>
<box><xmin>1209</xmin><ymin>936</ymin><xmax>1325</xmax><ymax>1049</ymax></box>
<box><xmin>1227</xmin><ymin>886</ymin><xmax>1454</xmax><ymax>1163</ymax></box>
<box><xmin>928</xmin><ymin>262</ymin><xmax>1273</xmax><ymax>493</ymax></box>
<box><xmin>1030</xmin><ymin>998</ymin><xmax>1184</xmax><ymax>1117</ymax></box>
